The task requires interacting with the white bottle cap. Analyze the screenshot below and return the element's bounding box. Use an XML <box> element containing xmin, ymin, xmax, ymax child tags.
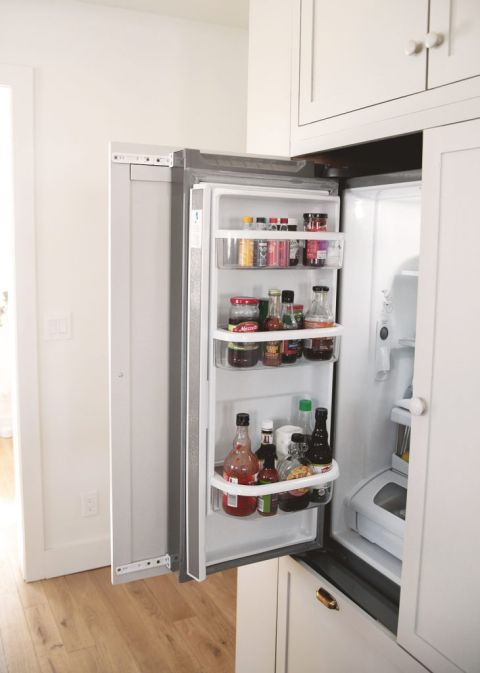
<box><xmin>287</xmin><ymin>218</ymin><xmax>298</xmax><ymax>225</ymax></box>
<box><xmin>261</xmin><ymin>419</ymin><xmax>274</xmax><ymax>431</ymax></box>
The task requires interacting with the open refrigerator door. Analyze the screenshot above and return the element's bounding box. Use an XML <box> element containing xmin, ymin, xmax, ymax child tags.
<box><xmin>184</xmin><ymin>181</ymin><xmax>344</xmax><ymax>581</ymax></box>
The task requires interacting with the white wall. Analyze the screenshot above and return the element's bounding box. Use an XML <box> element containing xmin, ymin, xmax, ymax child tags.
<box><xmin>0</xmin><ymin>0</ymin><xmax>247</xmax><ymax>577</ymax></box>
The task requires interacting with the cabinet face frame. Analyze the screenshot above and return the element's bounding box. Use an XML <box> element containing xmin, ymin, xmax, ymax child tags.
<box><xmin>290</xmin><ymin>1</ymin><xmax>480</xmax><ymax>155</ymax></box>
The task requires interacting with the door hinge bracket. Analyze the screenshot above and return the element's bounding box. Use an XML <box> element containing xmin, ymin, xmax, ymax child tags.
<box><xmin>115</xmin><ymin>554</ymin><xmax>171</xmax><ymax>576</ymax></box>
<box><xmin>111</xmin><ymin>152</ymin><xmax>172</xmax><ymax>167</ymax></box>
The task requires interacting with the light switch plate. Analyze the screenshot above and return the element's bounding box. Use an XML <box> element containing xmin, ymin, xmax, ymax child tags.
<box><xmin>44</xmin><ymin>313</ymin><xmax>72</xmax><ymax>340</ymax></box>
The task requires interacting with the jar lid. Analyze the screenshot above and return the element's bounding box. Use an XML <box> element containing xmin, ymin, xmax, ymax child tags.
<box><xmin>280</xmin><ymin>217</ymin><xmax>288</xmax><ymax>223</ymax></box>
<box><xmin>281</xmin><ymin>290</ymin><xmax>294</xmax><ymax>303</ymax></box>
<box><xmin>267</xmin><ymin>288</ymin><xmax>281</xmax><ymax>296</ymax></box>
<box><xmin>256</xmin><ymin>217</ymin><xmax>267</xmax><ymax>223</ymax></box>
<box><xmin>303</xmin><ymin>212</ymin><xmax>328</xmax><ymax>218</ymax></box>
<box><xmin>291</xmin><ymin>433</ymin><xmax>304</xmax><ymax>443</ymax></box>
<box><xmin>293</xmin><ymin>304</ymin><xmax>304</xmax><ymax>310</ymax></box>
<box><xmin>288</xmin><ymin>218</ymin><xmax>298</xmax><ymax>225</ymax></box>
<box><xmin>312</xmin><ymin>285</ymin><xmax>329</xmax><ymax>292</ymax></box>
<box><xmin>269</xmin><ymin>217</ymin><xmax>278</xmax><ymax>223</ymax></box>
<box><xmin>242</xmin><ymin>216</ymin><xmax>253</xmax><ymax>223</ymax></box>
<box><xmin>261</xmin><ymin>419</ymin><xmax>274</xmax><ymax>431</ymax></box>
<box><xmin>230</xmin><ymin>296</ymin><xmax>259</xmax><ymax>305</ymax></box>
<box><xmin>315</xmin><ymin>407</ymin><xmax>328</xmax><ymax>419</ymax></box>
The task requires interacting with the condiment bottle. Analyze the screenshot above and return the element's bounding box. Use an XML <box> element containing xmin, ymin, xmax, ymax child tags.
<box><xmin>303</xmin><ymin>286</ymin><xmax>335</xmax><ymax>361</ymax></box>
<box><xmin>305</xmin><ymin>408</ymin><xmax>333</xmax><ymax>504</ymax></box>
<box><xmin>278</xmin><ymin>218</ymin><xmax>290</xmax><ymax>268</ymax></box>
<box><xmin>254</xmin><ymin>217</ymin><xmax>268</xmax><ymax>268</ymax></box>
<box><xmin>278</xmin><ymin>433</ymin><xmax>313</xmax><ymax>512</ymax></box>
<box><xmin>303</xmin><ymin>213</ymin><xmax>328</xmax><ymax>267</ymax></box>
<box><xmin>281</xmin><ymin>290</ymin><xmax>300</xmax><ymax>364</ymax></box>
<box><xmin>239</xmin><ymin>216</ymin><xmax>254</xmax><ymax>267</ymax></box>
<box><xmin>296</xmin><ymin>399</ymin><xmax>314</xmax><ymax>436</ymax></box>
<box><xmin>255</xmin><ymin>419</ymin><xmax>274</xmax><ymax>469</ymax></box>
<box><xmin>257</xmin><ymin>444</ymin><xmax>279</xmax><ymax>517</ymax></box>
<box><xmin>222</xmin><ymin>413</ymin><xmax>259</xmax><ymax>517</ymax></box>
<box><xmin>267</xmin><ymin>217</ymin><xmax>279</xmax><ymax>267</ymax></box>
<box><xmin>262</xmin><ymin>289</ymin><xmax>283</xmax><ymax>366</ymax></box>
<box><xmin>288</xmin><ymin>218</ymin><xmax>299</xmax><ymax>266</ymax></box>
<box><xmin>227</xmin><ymin>297</ymin><xmax>260</xmax><ymax>368</ymax></box>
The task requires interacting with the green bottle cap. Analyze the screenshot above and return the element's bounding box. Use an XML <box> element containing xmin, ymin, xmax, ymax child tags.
<box><xmin>299</xmin><ymin>399</ymin><xmax>312</xmax><ymax>412</ymax></box>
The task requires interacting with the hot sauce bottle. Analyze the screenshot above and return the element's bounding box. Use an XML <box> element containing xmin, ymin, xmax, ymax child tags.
<box><xmin>222</xmin><ymin>413</ymin><xmax>259</xmax><ymax>517</ymax></box>
<box><xmin>257</xmin><ymin>444</ymin><xmax>279</xmax><ymax>517</ymax></box>
<box><xmin>262</xmin><ymin>289</ymin><xmax>283</xmax><ymax>367</ymax></box>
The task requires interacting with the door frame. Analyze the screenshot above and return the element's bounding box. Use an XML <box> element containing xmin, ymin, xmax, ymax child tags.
<box><xmin>0</xmin><ymin>64</ymin><xmax>45</xmax><ymax>581</ymax></box>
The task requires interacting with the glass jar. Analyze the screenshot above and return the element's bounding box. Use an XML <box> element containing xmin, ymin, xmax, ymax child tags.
<box><xmin>303</xmin><ymin>286</ymin><xmax>335</xmax><ymax>361</ymax></box>
<box><xmin>303</xmin><ymin>213</ymin><xmax>328</xmax><ymax>268</ymax></box>
<box><xmin>278</xmin><ymin>433</ymin><xmax>313</xmax><ymax>511</ymax></box>
<box><xmin>228</xmin><ymin>297</ymin><xmax>260</xmax><ymax>368</ymax></box>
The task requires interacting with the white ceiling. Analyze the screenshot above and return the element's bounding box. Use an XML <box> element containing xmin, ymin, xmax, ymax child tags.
<box><xmin>77</xmin><ymin>0</ymin><xmax>249</xmax><ymax>28</ymax></box>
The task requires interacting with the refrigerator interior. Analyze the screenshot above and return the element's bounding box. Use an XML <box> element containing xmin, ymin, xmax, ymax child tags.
<box><xmin>332</xmin><ymin>181</ymin><xmax>421</xmax><ymax>584</ymax></box>
<box><xmin>204</xmin><ymin>185</ymin><xmax>342</xmax><ymax>567</ymax></box>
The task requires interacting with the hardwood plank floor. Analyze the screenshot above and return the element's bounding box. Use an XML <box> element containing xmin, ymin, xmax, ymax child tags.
<box><xmin>0</xmin><ymin>438</ymin><xmax>237</xmax><ymax>672</ymax></box>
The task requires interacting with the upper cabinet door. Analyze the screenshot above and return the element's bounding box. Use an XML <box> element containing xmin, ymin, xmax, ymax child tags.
<box><xmin>398</xmin><ymin>119</ymin><xmax>480</xmax><ymax>672</ymax></box>
<box><xmin>427</xmin><ymin>0</ymin><xmax>480</xmax><ymax>88</ymax></box>
<box><xmin>110</xmin><ymin>149</ymin><xmax>176</xmax><ymax>584</ymax></box>
<box><xmin>297</xmin><ymin>0</ymin><xmax>428</xmax><ymax>125</ymax></box>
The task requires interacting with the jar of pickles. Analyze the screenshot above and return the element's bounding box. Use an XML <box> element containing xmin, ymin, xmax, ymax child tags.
<box><xmin>303</xmin><ymin>213</ymin><xmax>328</xmax><ymax>267</ymax></box>
<box><xmin>227</xmin><ymin>297</ymin><xmax>260</xmax><ymax>368</ymax></box>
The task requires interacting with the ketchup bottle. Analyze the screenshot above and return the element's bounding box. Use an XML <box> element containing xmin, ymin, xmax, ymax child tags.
<box><xmin>222</xmin><ymin>413</ymin><xmax>259</xmax><ymax>517</ymax></box>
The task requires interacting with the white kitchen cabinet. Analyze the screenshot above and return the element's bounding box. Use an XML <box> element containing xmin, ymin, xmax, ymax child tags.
<box><xmin>397</xmin><ymin>118</ymin><xmax>480</xmax><ymax>673</ymax></box>
<box><xmin>275</xmin><ymin>557</ymin><xmax>426</xmax><ymax>673</ymax></box>
<box><xmin>298</xmin><ymin>0</ymin><xmax>428</xmax><ymax>125</ymax></box>
<box><xmin>428</xmin><ymin>0</ymin><xmax>480</xmax><ymax>88</ymax></box>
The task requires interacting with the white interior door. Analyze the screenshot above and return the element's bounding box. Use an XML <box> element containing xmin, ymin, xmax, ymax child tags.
<box><xmin>110</xmin><ymin>147</ymin><xmax>175</xmax><ymax>584</ymax></box>
<box><xmin>398</xmin><ymin>119</ymin><xmax>480</xmax><ymax>672</ymax></box>
<box><xmin>297</xmin><ymin>0</ymin><xmax>428</xmax><ymax>125</ymax></box>
<box><xmin>427</xmin><ymin>0</ymin><xmax>480</xmax><ymax>88</ymax></box>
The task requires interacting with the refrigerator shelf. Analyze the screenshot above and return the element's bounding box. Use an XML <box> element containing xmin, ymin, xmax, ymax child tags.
<box><xmin>215</xmin><ymin>229</ymin><xmax>344</xmax><ymax>241</ymax></box>
<box><xmin>211</xmin><ymin>460</ymin><xmax>339</xmax><ymax>497</ymax></box>
<box><xmin>213</xmin><ymin>325</ymin><xmax>344</xmax><ymax>343</ymax></box>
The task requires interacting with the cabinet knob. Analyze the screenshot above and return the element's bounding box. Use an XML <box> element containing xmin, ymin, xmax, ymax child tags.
<box><xmin>410</xmin><ymin>397</ymin><xmax>427</xmax><ymax>416</ymax></box>
<box><xmin>316</xmin><ymin>587</ymin><xmax>339</xmax><ymax>610</ymax></box>
<box><xmin>425</xmin><ymin>32</ymin><xmax>443</xmax><ymax>49</ymax></box>
<box><xmin>404</xmin><ymin>40</ymin><xmax>421</xmax><ymax>56</ymax></box>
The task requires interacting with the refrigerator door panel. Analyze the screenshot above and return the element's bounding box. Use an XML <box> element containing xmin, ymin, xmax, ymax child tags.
<box><xmin>110</xmin><ymin>146</ymin><xmax>176</xmax><ymax>584</ymax></box>
<box><xmin>184</xmin><ymin>180</ymin><xmax>341</xmax><ymax>581</ymax></box>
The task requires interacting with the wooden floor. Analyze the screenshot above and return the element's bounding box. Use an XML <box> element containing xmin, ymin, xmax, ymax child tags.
<box><xmin>0</xmin><ymin>438</ymin><xmax>237</xmax><ymax>673</ymax></box>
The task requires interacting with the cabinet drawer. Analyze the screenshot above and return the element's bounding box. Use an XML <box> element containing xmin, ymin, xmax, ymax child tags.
<box><xmin>276</xmin><ymin>557</ymin><xmax>426</xmax><ymax>673</ymax></box>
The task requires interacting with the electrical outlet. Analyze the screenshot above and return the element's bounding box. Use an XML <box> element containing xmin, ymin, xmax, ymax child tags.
<box><xmin>81</xmin><ymin>491</ymin><xmax>98</xmax><ymax>517</ymax></box>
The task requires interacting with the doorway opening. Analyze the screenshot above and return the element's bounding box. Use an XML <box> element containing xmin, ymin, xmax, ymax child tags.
<box><xmin>0</xmin><ymin>84</ymin><xmax>16</xmax><ymax>564</ymax></box>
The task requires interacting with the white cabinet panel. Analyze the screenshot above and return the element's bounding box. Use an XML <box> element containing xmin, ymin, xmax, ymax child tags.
<box><xmin>428</xmin><ymin>0</ymin><xmax>480</xmax><ymax>88</ymax></box>
<box><xmin>398</xmin><ymin>118</ymin><xmax>480</xmax><ymax>672</ymax></box>
<box><xmin>298</xmin><ymin>0</ymin><xmax>428</xmax><ymax>124</ymax></box>
<box><xmin>276</xmin><ymin>557</ymin><xmax>425</xmax><ymax>673</ymax></box>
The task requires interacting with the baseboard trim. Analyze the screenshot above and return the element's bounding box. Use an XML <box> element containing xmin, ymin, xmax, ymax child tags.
<box><xmin>24</xmin><ymin>535</ymin><xmax>110</xmax><ymax>581</ymax></box>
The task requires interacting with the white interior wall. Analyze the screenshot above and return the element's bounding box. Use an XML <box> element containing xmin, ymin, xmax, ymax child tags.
<box><xmin>0</xmin><ymin>0</ymin><xmax>247</xmax><ymax>577</ymax></box>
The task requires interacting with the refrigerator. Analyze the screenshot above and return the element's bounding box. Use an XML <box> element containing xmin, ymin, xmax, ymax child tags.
<box><xmin>109</xmin><ymin>145</ymin><xmax>421</xmax><ymax>595</ymax></box>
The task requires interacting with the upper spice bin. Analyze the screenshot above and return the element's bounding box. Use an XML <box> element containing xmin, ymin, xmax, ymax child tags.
<box><xmin>216</xmin><ymin>230</ymin><xmax>345</xmax><ymax>270</ymax></box>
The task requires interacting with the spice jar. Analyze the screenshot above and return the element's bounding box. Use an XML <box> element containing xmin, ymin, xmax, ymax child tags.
<box><xmin>303</xmin><ymin>213</ymin><xmax>328</xmax><ymax>268</ymax></box>
<box><xmin>228</xmin><ymin>297</ymin><xmax>260</xmax><ymax>368</ymax></box>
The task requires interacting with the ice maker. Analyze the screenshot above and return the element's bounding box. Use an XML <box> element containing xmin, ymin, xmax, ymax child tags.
<box><xmin>345</xmin><ymin>468</ymin><xmax>407</xmax><ymax>561</ymax></box>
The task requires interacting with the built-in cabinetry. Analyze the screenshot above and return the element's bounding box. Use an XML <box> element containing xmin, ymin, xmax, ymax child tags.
<box><xmin>247</xmin><ymin>0</ymin><xmax>480</xmax><ymax>156</ymax></box>
<box><xmin>292</xmin><ymin>0</ymin><xmax>480</xmax><ymax>153</ymax></box>
<box><xmin>236</xmin><ymin>118</ymin><xmax>480</xmax><ymax>673</ymax></box>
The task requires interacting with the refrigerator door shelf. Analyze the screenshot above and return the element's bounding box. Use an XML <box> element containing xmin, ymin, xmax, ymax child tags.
<box><xmin>216</xmin><ymin>231</ymin><xmax>344</xmax><ymax>270</ymax></box>
<box><xmin>215</xmin><ymin>229</ymin><xmax>345</xmax><ymax>241</ymax></box>
<box><xmin>211</xmin><ymin>460</ymin><xmax>339</xmax><ymax>496</ymax></box>
<box><xmin>213</xmin><ymin>325</ymin><xmax>344</xmax><ymax>343</ymax></box>
<box><xmin>214</xmin><ymin>338</ymin><xmax>339</xmax><ymax>369</ymax></box>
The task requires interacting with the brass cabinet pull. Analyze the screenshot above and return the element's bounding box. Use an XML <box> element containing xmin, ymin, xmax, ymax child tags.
<box><xmin>316</xmin><ymin>587</ymin><xmax>339</xmax><ymax>610</ymax></box>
